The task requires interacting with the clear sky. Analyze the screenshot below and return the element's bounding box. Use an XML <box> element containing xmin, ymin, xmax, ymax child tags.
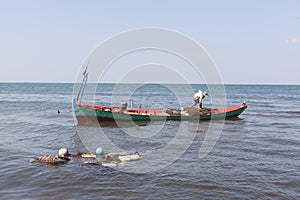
<box><xmin>0</xmin><ymin>0</ymin><xmax>299</xmax><ymax>84</ymax></box>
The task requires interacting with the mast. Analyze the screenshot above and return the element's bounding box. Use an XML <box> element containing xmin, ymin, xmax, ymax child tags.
<box><xmin>76</xmin><ymin>65</ymin><xmax>88</xmax><ymax>103</ymax></box>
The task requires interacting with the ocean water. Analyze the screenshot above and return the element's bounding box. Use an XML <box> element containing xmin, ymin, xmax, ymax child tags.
<box><xmin>0</xmin><ymin>83</ymin><xmax>300</xmax><ymax>199</ymax></box>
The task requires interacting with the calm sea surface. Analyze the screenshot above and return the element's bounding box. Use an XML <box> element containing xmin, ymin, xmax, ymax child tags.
<box><xmin>0</xmin><ymin>83</ymin><xmax>300</xmax><ymax>199</ymax></box>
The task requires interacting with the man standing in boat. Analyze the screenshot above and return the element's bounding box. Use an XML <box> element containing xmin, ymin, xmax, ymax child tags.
<box><xmin>191</xmin><ymin>90</ymin><xmax>208</xmax><ymax>109</ymax></box>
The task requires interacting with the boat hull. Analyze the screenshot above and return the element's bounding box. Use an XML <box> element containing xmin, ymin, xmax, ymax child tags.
<box><xmin>75</xmin><ymin>102</ymin><xmax>247</xmax><ymax>125</ymax></box>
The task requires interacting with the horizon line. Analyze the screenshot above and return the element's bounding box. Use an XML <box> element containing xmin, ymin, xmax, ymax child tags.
<box><xmin>0</xmin><ymin>81</ymin><xmax>300</xmax><ymax>86</ymax></box>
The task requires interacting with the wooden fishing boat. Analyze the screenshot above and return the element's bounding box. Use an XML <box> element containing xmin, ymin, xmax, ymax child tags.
<box><xmin>73</xmin><ymin>68</ymin><xmax>247</xmax><ymax>125</ymax></box>
<box><xmin>74</xmin><ymin>101</ymin><xmax>247</xmax><ymax>125</ymax></box>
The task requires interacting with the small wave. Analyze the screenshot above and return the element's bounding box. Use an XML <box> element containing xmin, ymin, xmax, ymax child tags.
<box><xmin>286</xmin><ymin>111</ymin><xmax>300</xmax><ymax>115</ymax></box>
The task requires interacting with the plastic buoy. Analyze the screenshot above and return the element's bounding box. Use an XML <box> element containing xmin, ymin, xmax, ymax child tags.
<box><xmin>95</xmin><ymin>147</ymin><xmax>104</xmax><ymax>155</ymax></box>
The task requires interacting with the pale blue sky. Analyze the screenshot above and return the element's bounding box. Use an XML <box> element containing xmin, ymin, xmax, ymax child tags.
<box><xmin>0</xmin><ymin>0</ymin><xmax>299</xmax><ymax>84</ymax></box>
